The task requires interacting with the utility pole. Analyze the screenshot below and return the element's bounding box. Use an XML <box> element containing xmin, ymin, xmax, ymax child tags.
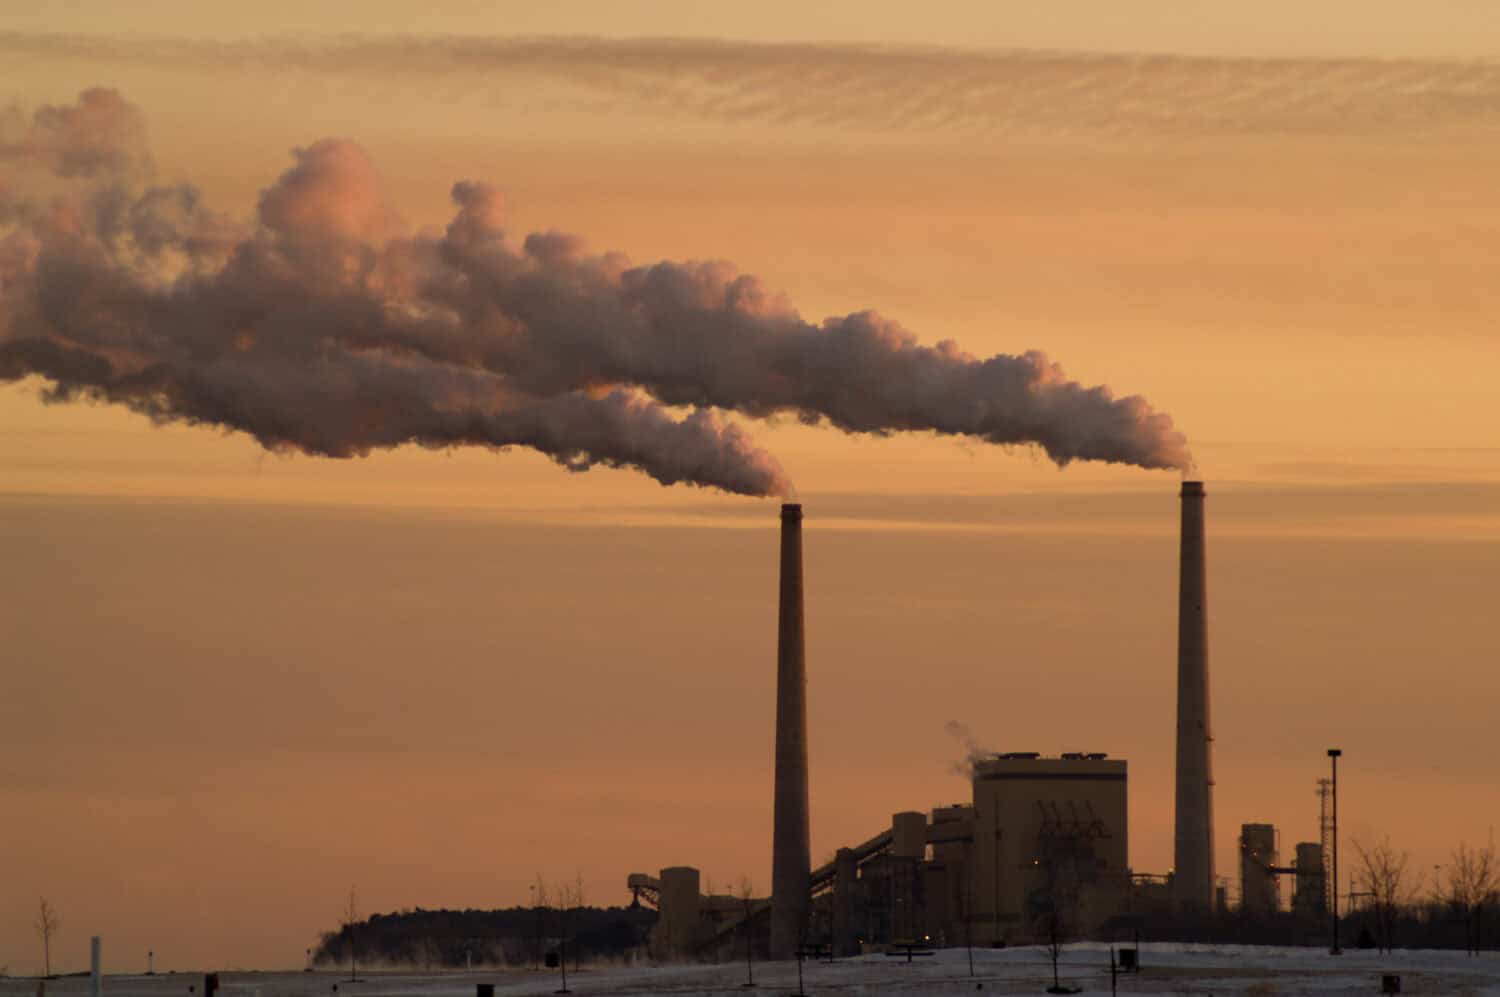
<box><xmin>966</xmin><ymin>861</ymin><xmax>974</xmax><ymax>978</ymax></box>
<box><xmin>1328</xmin><ymin>748</ymin><xmax>1342</xmax><ymax>955</ymax></box>
<box><xmin>741</xmin><ymin>890</ymin><xmax>755</xmax><ymax>989</ymax></box>
<box><xmin>992</xmin><ymin>788</ymin><xmax>1001</xmax><ymax>949</ymax></box>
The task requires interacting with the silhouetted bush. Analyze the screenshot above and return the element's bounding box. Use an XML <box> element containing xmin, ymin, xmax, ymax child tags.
<box><xmin>312</xmin><ymin>906</ymin><xmax>655</xmax><ymax>968</ymax></box>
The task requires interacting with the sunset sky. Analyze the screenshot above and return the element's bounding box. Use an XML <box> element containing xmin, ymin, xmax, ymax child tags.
<box><xmin>4</xmin><ymin>1</ymin><xmax>1499</xmax><ymax>975</ymax></box>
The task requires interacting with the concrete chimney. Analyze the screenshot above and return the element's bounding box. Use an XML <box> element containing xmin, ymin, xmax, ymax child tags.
<box><xmin>1173</xmin><ymin>481</ymin><xmax>1216</xmax><ymax>909</ymax></box>
<box><xmin>770</xmin><ymin>502</ymin><xmax>810</xmax><ymax>959</ymax></box>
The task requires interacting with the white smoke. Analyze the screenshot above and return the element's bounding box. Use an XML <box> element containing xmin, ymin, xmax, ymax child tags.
<box><xmin>944</xmin><ymin>720</ymin><xmax>995</xmax><ymax>780</ymax></box>
<box><xmin>0</xmin><ymin>90</ymin><xmax>1192</xmax><ymax>494</ymax></box>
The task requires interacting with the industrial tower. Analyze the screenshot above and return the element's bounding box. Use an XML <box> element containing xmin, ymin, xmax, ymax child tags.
<box><xmin>1173</xmin><ymin>481</ymin><xmax>1216</xmax><ymax>910</ymax></box>
<box><xmin>770</xmin><ymin>503</ymin><xmax>811</xmax><ymax>958</ymax></box>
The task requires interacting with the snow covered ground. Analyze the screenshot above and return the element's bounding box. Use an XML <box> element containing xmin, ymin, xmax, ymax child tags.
<box><xmin>8</xmin><ymin>945</ymin><xmax>1500</xmax><ymax>997</ymax></box>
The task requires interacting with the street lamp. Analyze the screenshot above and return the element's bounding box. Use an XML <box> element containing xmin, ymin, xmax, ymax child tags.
<box><xmin>1328</xmin><ymin>748</ymin><xmax>1342</xmax><ymax>955</ymax></box>
<box><xmin>529</xmin><ymin>885</ymin><xmax>540</xmax><ymax>971</ymax></box>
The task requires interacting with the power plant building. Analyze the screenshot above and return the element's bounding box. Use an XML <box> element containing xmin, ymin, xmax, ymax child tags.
<box><xmin>627</xmin><ymin>482</ymin><xmax>1260</xmax><ymax>957</ymax></box>
<box><xmin>635</xmin><ymin>752</ymin><xmax>1132</xmax><ymax>956</ymax></box>
<box><xmin>966</xmin><ymin>754</ymin><xmax>1130</xmax><ymax>945</ymax></box>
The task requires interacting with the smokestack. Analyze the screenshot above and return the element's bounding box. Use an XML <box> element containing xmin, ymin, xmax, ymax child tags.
<box><xmin>1173</xmin><ymin>481</ymin><xmax>1216</xmax><ymax>909</ymax></box>
<box><xmin>770</xmin><ymin>502</ymin><xmax>810</xmax><ymax>959</ymax></box>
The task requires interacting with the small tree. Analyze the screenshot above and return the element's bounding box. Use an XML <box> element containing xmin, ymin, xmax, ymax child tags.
<box><xmin>571</xmin><ymin>873</ymin><xmax>585</xmax><ymax>972</ymax></box>
<box><xmin>1040</xmin><ymin>909</ymin><xmax>1070</xmax><ymax>994</ymax></box>
<box><xmin>704</xmin><ymin>876</ymin><xmax>719</xmax><ymax>964</ymax></box>
<box><xmin>955</xmin><ymin>859</ymin><xmax>974</xmax><ymax>978</ymax></box>
<box><xmin>35</xmin><ymin>898</ymin><xmax>60</xmax><ymax>979</ymax></box>
<box><xmin>1353</xmin><ymin>836</ymin><xmax>1417</xmax><ymax>954</ymax></box>
<box><xmin>553</xmin><ymin>877</ymin><xmax>577</xmax><ymax>994</ymax></box>
<box><xmin>1447</xmin><ymin>838</ymin><xmax>1499</xmax><ymax>957</ymax></box>
<box><xmin>1033</xmin><ymin>837</ymin><xmax>1080</xmax><ymax>995</ymax></box>
<box><xmin>738</xmin><ymin>877</ymin><xmax>756</xmax><ymax>988</ymax></box>
<box><xmin>342</xmin><ymin>888</ymin><xmax>361</xmax><ymax>981</ymax></box>
<box><xmin>533</xmin><ymin>874</ymin><xmax>549</xmax><ymax>970</ymax></box>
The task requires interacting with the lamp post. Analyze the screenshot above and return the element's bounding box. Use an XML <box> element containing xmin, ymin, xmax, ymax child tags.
<box><xmin>530</xmin><ymin>885</ymin><xmax>539</xmax><ymax>971</ymax></box>
<box><xmin>1328</xmin><ymin>748</ymin><xmax>1342</xmax><ymax>955</ymax></box>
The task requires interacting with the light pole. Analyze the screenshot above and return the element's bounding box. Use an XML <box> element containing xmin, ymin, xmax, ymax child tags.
<box><xmin>1328</xmin><ymin>748</ymin><xmax>1342</xmax><ymax>955</ymax></box>
<box><xmin>530</xmin><ymin>885</ymin><xmax>539</xmax><ymax>971</ymax></box>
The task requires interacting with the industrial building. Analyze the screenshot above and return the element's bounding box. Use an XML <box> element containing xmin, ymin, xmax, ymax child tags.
<box><xmin>626</xmin><ymin>482</ymin><xmax>1332</xmax><ymax>957</ymax></box>
<box><xmin>814</xmin><ymin>752</ymin><xmax>1131</xmax><ymax>951</ymax></box>
<box><xmin>1236</xmin><ymin>811</ymin><xmax>1329</xmax><ymax>917</ymax></box>
<box><xmin>632</xmin><ymin>751</ymin><xmax>1131</xmax><ymax>956</ymax></box>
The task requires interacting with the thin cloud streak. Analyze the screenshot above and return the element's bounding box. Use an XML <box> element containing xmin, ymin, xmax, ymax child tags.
<box><xmin>6</xmin><ymin>33</ymin><xmax>1500</xmax><ymax>138</ymax></box>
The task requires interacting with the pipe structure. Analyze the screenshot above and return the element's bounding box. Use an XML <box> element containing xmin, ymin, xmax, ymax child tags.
<box><xmin>1173</xmin><ymin>481</ymin><xmax>1216</xmax><ymax>910</ymax></box>
<box><xmin>770</xmin><ymin>502</ymin><xmax>811</xmax><ymax>959</ymax></box>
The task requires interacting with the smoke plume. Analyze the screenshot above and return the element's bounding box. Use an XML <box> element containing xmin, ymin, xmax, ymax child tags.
<box><xmin>0</xmin><ymin>90</ymin><xmax>1191</xmax><ymax>494</ymax></box>
<box><xmin>944</xmin><ymin>720</ymin><xmax>995</xmax><ymax>780</ymax></box>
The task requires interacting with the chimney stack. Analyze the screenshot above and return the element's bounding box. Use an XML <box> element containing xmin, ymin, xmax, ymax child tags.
<box><xmin>1173</xmin><ymin>481</ymin><xmax>1216</xmax><ymax>909</ymax></box>
<box><xmin>770</xmin><ymin>502</ymin><xmax>810</xmax><ymax>959</ymax></box>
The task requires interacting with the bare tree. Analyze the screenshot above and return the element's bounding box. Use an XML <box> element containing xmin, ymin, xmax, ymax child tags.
<box><xmin>342</xmin><ymin>887</ymin><xmax>361</xmax><ymax>981</ymax></box>
<box><xmin>1040</xmin><ymin>909</ymin><xmax>1071</xmax><ymax>994</ymax></box>
<box><xmin>35</xmin><ymin>898</ymin><xmax>60</xmax><ymax>979</ymax></box>
<box><xmin>1033</xmin><ymin>834</ymin><xmax>1083</xmax><ymax>995</ymax></box>
<box><xmin>703</xmin><ymin>875</ymin><xmax>719</xmax><ymax>964</ymax></box>
<box><xmin>533</xmin><ymin>874</ymin><xmax>549</xmax><ymax>970</ymax></box>
<box><xmin>738</xmin><ymin>877</ymin><xmax>756</xmax><ymax>988</ymax></box>
<box><xmin>1447</xmin><ymin>837</ymin><xmax>1499</xmax><ymax>957</ymax></box>
<box><xmin>953</xmin><ymin>858</ymin><xmax>974</xmax><ymax>978</ymax></box>
<box><xmin>552</xmin><ymin>877</ymin><xmax>578</xmax><ymax>994</ymax></box>
<box><xmin>572</xmin><ymin>873</ymin><xmax>586</xmax><ymax>972</ymax></box>
<box><xmin>1353</xmin><ymin>836</ymin><xmax>1418</xmax><ymax>954</ymax></box>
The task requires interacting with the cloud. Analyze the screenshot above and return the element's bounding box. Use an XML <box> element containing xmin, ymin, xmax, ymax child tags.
<box><xmin>5</xmin><ymin>34</ymin><xmax>1500</xmax><ymax>139</ymax></box>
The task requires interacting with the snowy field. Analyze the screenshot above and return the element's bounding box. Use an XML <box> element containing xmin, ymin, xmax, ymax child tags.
<box><xmin>8</xmin><ymin>946</ymin><xmax>1500</xmax><ymax>997</ymax></box>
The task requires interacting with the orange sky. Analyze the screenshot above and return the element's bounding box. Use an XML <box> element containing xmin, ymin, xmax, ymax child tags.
<box><xmin>3</xmin><ymin>2</ymin><xmax>1499</xmax><ymax>974</ymax></box>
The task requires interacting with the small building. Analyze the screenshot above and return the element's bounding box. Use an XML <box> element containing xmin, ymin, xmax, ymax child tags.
<box><xmin>1292</xmin><ymin>841</ymin><xmax>1327</xmax><ymax>915</ymax></box>
<box><xmin>1239</xmin><ymin>823</ymin><xmax>1279</xmax><ymax>914</ymax></box>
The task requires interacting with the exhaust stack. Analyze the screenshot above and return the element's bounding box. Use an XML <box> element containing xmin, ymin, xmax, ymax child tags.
<box><xmin>1173</xmin><ymin>481</ymin><xmax>1216</xmax><ymax>909</ymax></box>
<box><xmin>770</xmin><ymin>502</ymin><xmax>810</xmax><ymax>958</ymax></box>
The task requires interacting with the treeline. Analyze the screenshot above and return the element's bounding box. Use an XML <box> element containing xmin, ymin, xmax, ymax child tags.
<box><xmin>1103</xmin><ymin>905</ymin><xmax>1500</xmax><ymax>953</ymax></box>
<box><xmin>313</xmin><ymin>906</ymin><xmax>656</xmax><ymax>968</ymax></box>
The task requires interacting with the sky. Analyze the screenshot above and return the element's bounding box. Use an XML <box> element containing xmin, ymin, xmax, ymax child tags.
<box><xmin>3</xmin><ymin>0</ymin><xmax>1500</xmax><ymax>975</ymax></box>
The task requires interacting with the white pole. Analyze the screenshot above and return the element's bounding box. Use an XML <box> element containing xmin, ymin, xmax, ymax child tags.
<box><xmin>89</xmin><ymin>937</ymin><xmax>102</xmax><ymax>997</ymax></box>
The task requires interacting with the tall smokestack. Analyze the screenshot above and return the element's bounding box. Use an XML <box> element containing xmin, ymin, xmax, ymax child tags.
<box><xmin>770</xmin><ymin>502</ymin><xmax>810</xmax><ymax>959</ymax></box>
<box><xmin>1173</xmin><ymin>481</ymin><xmax>1216</xmax><ymax>909</ymax></box>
